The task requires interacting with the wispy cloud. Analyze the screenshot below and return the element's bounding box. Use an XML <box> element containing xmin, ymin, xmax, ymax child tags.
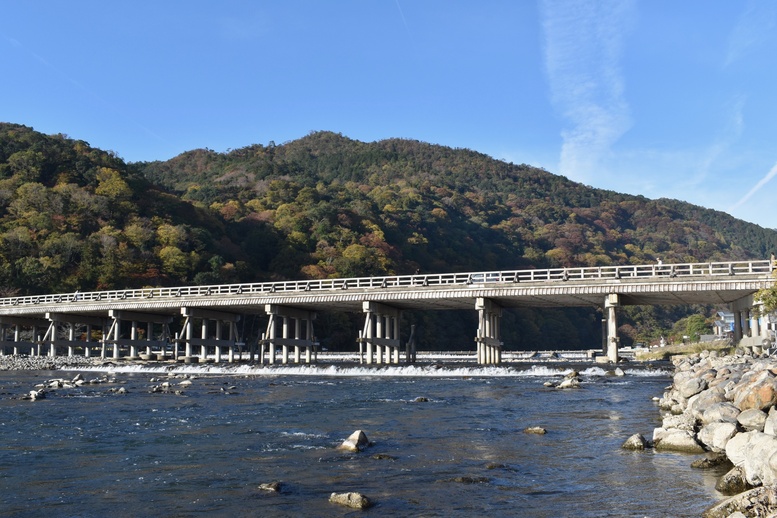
<box><xmin>540</xmin><ymin>0</ymin><xmax>636</xmax><ymax>184</ymax></box>
<box><xmin>725</xmin><ymin>0</ymin><xmax>777</xmax><ymax>67</ymax></box>
<box><xmin>395</xmin><ymin>0</ymin><xmax>411</xmax><ymax>35</ymax></box>
<box><xmin>722</xmin><ymin>3</ymin><xmax>777</xmax><ymax>219</ymax></box>
<box><xmin>729</xmin><ymin>162</ymin><xmax>777</xmax><ymax>212</ymax></box>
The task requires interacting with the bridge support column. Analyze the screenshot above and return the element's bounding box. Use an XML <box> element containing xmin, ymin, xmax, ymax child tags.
<box><xmin>605</xmin><ymin>294</ymin><xmax>620</xmax><ymax>362</ymax></box>
<box><xmin>45</xmin><ymin>318</ymin><xmax>59</xmax><ymax>358</ymax></box>
<box><xmin>263</xmin><ymin>305</ymin><xmax>316</xmax><ymax>365</ymax></box>
<box><xmin>215</xmin><ymin>321</ymin><xmax>222</xmax><ymax>363</ymax></box>
<box><xmin>743</xmin><ymin>309</ymin><xmax>752</xmax><ymax>337</ymax></box>
<box><xmin>181</xmin><ymin>308</ymin><xmax>241</xmax><ymax>364</ymax></box>
<box><xmin>68</xmin><ymin>324</ymin><xmax>75</xmax><ymax>357</ymax></box>
<box><xmin>200</xmin><ymin>319</ymin><xmax>209</xmax><ymax>361</ymax></box>
<box><xmin>360</xmin><ymin>302</ymin><xmax>401</xmax><ymax>365</ymax></box>
<box><xmin>475</xmin><ymin>298</ymin><xmax>502</xmax><ymax>365</ymax></box>
<box><xmin>113</xmin><ymin>318</ymin><xmax>121</xmax><ymax>359</ymax></box>
<box><xmin>104</xmin><ymin>311</ymin><xmax>173</xmax><ymax>361</ymax></box>
<box><xmin>128</xmin><ymin>321</ymin><xmax>139</xmax><ymax>359</ymax></box>
<box><xmin>734</xmin><ymin>310</ymin><xmax>743</xmax><ymax>341</ymax></box>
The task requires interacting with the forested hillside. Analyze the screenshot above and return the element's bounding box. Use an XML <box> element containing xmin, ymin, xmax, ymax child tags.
<box><xmin>2</xmin><ymin>124</ymin><xmax>775</xmax><ymax>350</ymax></box>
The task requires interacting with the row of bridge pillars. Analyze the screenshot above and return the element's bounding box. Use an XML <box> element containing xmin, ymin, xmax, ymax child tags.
<box><xmin>732</xmin><ymin>305</ymin><xmax>772</xmax><ymax>342</ymax></box>
<box><xmin>5</xmin><ymin>293</ymin><xmax>766</xmax><ymax>365</ymax></box>
<box><xmin>476</xmin><ymin>298</ymin><xmax>503</xmax><ymax>365</ymax></box>
<box><xmin>0</xmin><ymin>310</ymin><xmax>176</xmax><ymax>360</ymax></box>
<box><xmin>179</xmin><ymin>307</ymin><xmax>241</xmax><ymax>363</ymax></box>
<box><xmin>259</xmin><ymin>304</ymin><xmax>317</xmax><ymax>365</ymax></box>
<box><xmin>359</xmin><ymin>301</ymin><xmax>402</xmax><ymax>365</ymax></box>
<box><xmin>0</xmin><ymin>300</ymin><xmax>498</xmax><ymax>365</ymax></box>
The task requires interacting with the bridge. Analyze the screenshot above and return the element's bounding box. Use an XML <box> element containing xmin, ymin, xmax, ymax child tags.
<box><xmin>0</xmin><ymin>260</ymin><xmax>773</xmax><ymax>365</ymax></box>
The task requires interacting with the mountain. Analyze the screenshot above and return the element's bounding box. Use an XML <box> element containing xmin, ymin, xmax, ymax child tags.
<box><xmin>2</xmin><ymin>123</ymin><xmax>776</xmax><ymax>349</ymax></box>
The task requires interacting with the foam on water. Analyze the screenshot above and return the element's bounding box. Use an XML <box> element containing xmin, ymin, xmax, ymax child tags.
<box><xmin>60</xmin><ymin>361</ymin><xmax>672</xmax><ymax>379</ymax></box>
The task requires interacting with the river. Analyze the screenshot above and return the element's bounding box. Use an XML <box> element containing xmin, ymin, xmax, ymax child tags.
<box><xmin>0</xmin><ymin>361</ymin><xmax>726</xmax><ymax>517</ymax></box>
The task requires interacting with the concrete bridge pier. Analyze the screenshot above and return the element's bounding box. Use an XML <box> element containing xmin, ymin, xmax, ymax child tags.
<box><xmin>263</xmin><ymin>305</ymin><xmax>316</xmax><ymax>365</ymax></box>
<box><xmin>605</xmin><ymin>294</ymin><xmax>620</xmax><ymax>362</ymax></box>
<box><xmin>181</xmin><ymin>307</ymin><xmax>241</xmax><ymax>363</ymax></box>
<box><xmin>0</xmin><ymin>317</ymin><xmax>46</xmax><ymax>356</ymax></box>
<box><xmin>44</xmin><ymin>313</ymin><xmax>106</xmax><ymax>359</ymax></box>
<box><xmin>360</xmin><ymin>301</ymin><xmax>401</xmax><ymax>365</ymax></box>
<box><xmin>731</xmin><ymin>296</ymin><xmax>773</xmax><ymax>352</ymax></box>
<box><xmin>475</xmin><ymin>298</ymin><xmax>502</xmax><ymax>365</ymax></box>
<box><xmin>106</xmin><ymin>310</ymin><xmax>173</xmax><ymax>360</ymax></box>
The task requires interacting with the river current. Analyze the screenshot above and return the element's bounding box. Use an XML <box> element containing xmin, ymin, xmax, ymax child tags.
<box><xmin>0</xmin><ymin>361</ymin><xmax>727</xmax><ymax>517</ymax></box>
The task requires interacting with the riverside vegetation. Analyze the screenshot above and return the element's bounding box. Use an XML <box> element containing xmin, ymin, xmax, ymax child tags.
<box><xmin>1</xmin><ymin>122</ymin><xmax>776</xmax><ymax>351</ymax></box>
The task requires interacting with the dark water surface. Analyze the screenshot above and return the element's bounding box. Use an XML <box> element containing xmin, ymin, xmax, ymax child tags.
<box><xmin>0</xmin><ymin>363</ymin><xmax>726</xmax><ymax>517</ymax></box>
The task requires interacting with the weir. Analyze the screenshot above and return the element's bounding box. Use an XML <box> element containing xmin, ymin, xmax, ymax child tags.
<box><xmin>0</xmin><ymin>260</ymin><xmax>773</xmax><ymax>364</ymax></box>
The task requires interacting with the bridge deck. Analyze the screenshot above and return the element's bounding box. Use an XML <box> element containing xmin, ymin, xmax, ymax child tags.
<box><xmin>0</xmin><ymin>260</ymin><xmax>772</xmax><ymax>318</ymax></box>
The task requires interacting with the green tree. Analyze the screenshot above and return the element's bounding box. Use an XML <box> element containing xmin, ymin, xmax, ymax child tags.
<box><xmin>756</xmin><ymin>271</ymin><xmax>777</xmax><ymax>313</ymax></box>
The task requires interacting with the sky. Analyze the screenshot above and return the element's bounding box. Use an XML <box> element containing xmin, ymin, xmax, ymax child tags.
<box><xmin>2</xmin><ymin>1</ymin><xmax>777</xmax><ymax>229</ymax></box>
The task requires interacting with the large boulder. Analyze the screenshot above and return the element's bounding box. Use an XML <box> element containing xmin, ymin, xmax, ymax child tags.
<box><xmin>715</xmin><ymin>466</ymin><xmax>753</xmax><ymax>495</ymax></box>
<box><xmin>556</xmin><ymin>376</ymin><xmax>581</xmax><ymax>389</ymax></box>
<box><xmin>725</xmin><ymin>431</ymin><xmax>777</xmax><ymax>486</ymax></box>
<box><xmin>621</xmin><ymin>433</ymin><xmax>649</xmax><ymax>450</ymax></box>
<box><xmin>764</xmin><ymin>407</ymin><xmax>777</xmax><ymax>436</ymax></box>
<box><xmin>738</xmin><ymin>409</ymin><xmax>768</xmax><ymax>432</ymax></box>
<box><xmin>337</xmin><ymin>430</ymin><xmax>370</xmax><ymax>452</ymax></box>
<box><xmin>661</xmin><ymin>412</ymin><xmax>696</xmax><ymax>432</ymax></box>
<box><xmin>679</xmin><ymin>377</ymin><xmax>708</xmax><ymax>399</ymax></box>
<box><xmin>727</xmin><ymin>431</ymin><xmax>758</xmax><ymax>467</ymax></box>
<box><xmin>732</xmin><ymin>370</ymin><xmax>777</xmax><ymax>411</ymax></box>
<box><xmin>329</xmin><ymin>492</ymin><xmax>372</xmax><ymax>509</ymax></box>
<box><xmin>703</xmin><ymin>486</ymin><xmax>777</xmax><ymax>518</ymax></box>
<box><xmin>653</xmin><ymin>428</ymin><xmax>705</xmax><ymax>454</ymax></box>
<box><xmin>701</xmin><ymin>402</ymin><xmax>741</xmax><ymax>425</ymax></box>
<box><xmin>697</xmin><ymin>422</ymin><xmax>738</xmax><ymax>453</ymax></box>
<box><xmin>689</xmin><ymin>387</ymin><xmax>727</xmax><ymax>421</ymax></box>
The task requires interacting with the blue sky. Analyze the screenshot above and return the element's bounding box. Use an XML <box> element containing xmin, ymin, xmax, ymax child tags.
<box><xmin>2</xmin><ymin>1</ymin><xmax>776</xmax><ymax>229</ymax></box>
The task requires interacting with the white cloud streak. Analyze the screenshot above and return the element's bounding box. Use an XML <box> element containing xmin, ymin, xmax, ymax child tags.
<box><xmin>540</xmin><ymin>0</ymin><xmax>636</xmax><ymax>184</ymax></box>
<box><xmin>725</xmin><ymin>0</ymin><xmax>777</xmax><ymax>67</ymax></box>
<box><xmin>729</xmin><ymin>162</ymin><xmax>777</xmax><ymax>211</ymax></box>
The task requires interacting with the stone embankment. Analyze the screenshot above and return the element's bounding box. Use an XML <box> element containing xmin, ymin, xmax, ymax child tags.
<box><xmin>648</xmin><ymin>350</ymin><xmax>777</xmax><ymax>517</ymax></box>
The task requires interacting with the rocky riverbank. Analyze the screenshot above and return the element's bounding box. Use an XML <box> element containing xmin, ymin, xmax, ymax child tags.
<box><xmin>646</xmin><ymin>349</ymin><xmax>777</xmax><ymax>517</ymax></box>
<box><xmin>0</xmin><ymin>354</ymin><xmax>103</xmax><ymax>371</ymax></box>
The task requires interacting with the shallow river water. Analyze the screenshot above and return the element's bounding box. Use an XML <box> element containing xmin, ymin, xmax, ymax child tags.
<box><xmin>0</xmin><ymin>362</ymin><xmax>727</xmax><ymax>517</ymax></box>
